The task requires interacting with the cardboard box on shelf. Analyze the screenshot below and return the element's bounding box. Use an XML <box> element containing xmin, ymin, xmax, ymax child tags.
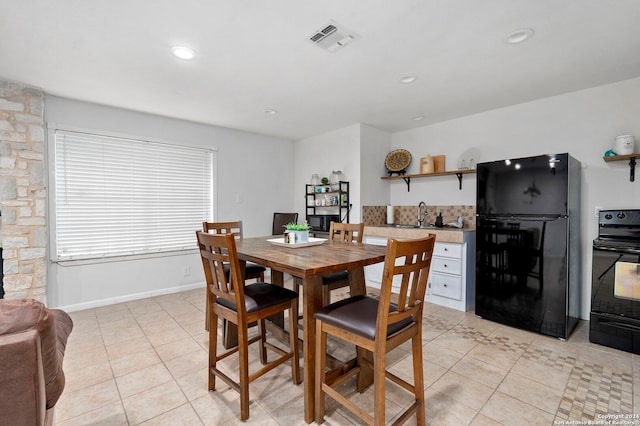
<box><xmin>433</xmin><ymin>155</ymin><xmax>445</xmax><ymax>173</ymax></box>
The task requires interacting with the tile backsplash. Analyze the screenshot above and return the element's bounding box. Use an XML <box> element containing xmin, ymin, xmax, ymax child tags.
<box><xmin>362</xmin><ymin>205</ymin><xmax>476</xmax><ymax>228</ymax></box>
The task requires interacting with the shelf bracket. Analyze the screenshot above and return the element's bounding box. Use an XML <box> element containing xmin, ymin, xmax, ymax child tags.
<box><xmin>630</xmin><ymin>156</ymin><xmax>636</xmax><ymax>182</ymax></box>
<box><xmin>403</xmin><ymin>176</ymin><xmax>411</xmax><ymax>191</ymax></box>
<box><xmin>456</xmin><ymin>172</ymin><xmax>463</xmax><ymax>190</ymax></box>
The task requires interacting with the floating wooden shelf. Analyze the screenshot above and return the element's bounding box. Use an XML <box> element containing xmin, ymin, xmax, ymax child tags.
<box><xmin>381</xmin><ymin>169</ymin><xmax>476</xmax><ymax>191</ymax></box>
<box><xmin>603</xmin><ymin>153</ymin><xmax>639</xmax><ymax>182</ymax></box>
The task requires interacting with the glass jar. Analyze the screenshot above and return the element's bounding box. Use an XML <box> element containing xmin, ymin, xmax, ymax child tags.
<box><xmin>329</xmin><ymin>170</ymin><xmax>342</xmax><ymax>191</ymax></box>
<box><xmin>311</xmin><ymin>174</ymin><xmax>320</xmax><ymax>186</ymax></box>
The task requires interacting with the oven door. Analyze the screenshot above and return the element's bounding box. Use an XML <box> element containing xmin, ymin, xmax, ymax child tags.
<box><xmin>591</xmin><ymin>244</ymin><xmax>640</xmax><ymax>318</ymax></box>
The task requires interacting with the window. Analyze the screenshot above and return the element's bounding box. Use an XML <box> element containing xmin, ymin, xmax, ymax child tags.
<box><xmin>52</xmin><ymin>129</ymin><xmax>214</xmax><ymax>261</ymax></box>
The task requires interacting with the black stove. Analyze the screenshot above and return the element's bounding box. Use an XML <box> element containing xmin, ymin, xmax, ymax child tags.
<box><xmin>590</xmin><ymin>209</ymin><xmax>640</xmax><ymax>353</ymax></box>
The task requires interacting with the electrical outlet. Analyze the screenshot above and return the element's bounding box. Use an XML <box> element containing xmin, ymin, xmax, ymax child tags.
<box><xmin>595</xmin><ymin>206</ymin><xmax>603</xmax><ymax>218</ymax></box>
<box><xmin>183</xmin><ymin>266</ymin><xmax>191</xmax><ymax>277</ymax></box>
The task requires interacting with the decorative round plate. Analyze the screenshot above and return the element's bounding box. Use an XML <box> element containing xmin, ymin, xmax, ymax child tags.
<box><xmin>385</xmin><ymin>149</ymin><xmax>412</xmax><ymax>172</ymax></box>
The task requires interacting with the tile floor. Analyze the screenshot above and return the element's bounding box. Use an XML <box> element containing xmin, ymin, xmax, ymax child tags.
<box><xmin>53</xmin><ymin>282</ymin><xmax>640</xmax><ymax>425</ymax></box>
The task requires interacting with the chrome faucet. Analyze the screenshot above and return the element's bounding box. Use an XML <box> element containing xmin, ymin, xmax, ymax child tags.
<box><xmin>417</xmin><ymin>201</ymin><xmax>428</xmax><ymax>227</ymax></box>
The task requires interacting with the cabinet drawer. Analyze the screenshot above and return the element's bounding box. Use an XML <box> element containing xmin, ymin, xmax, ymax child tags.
<box><xmin>434</xmin><ymin>242</ymin><xmax>462</xmax><ymax>258</ymax></box>
<box><xmin>430</xmin><ymin>272</ymin><xmax>462</xmax><ymax>300</ymax></box>
<box><xmin>431</xmin><ymin>257</ymin><xmax>462</xmax><ymax>275</ymax></box>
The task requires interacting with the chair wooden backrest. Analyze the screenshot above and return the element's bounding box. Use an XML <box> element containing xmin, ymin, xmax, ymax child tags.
<box><xmin>377</xmin><ymin>235</ymin><xmax>435</xmax><ymax>341</ymax></box>
<box><xmin>203</xmin><ymin>221</ymin><xmax>244</xmax><ymax>238</ymax></box>
<box><xmin>328</xmin><ymin>222</ymin><xmax>364</xmax><ymax>243</ymax></box>
<box><xmin>272</xmin><ymin>213</ymin><xmax>298</xmax><ymax>235</ymax></box>
<box><xmin>196</xmin><ymin>231</ymin><xmax>246</xmax><ymax>314</ymax></box>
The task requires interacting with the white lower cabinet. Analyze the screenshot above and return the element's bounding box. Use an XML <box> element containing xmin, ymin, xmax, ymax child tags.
<box><xmin>364</xmin><ymin>232</ymin><xmax>475</xmax><ymax>312</ymax></box>
<box><xmin>427</xmin><ymin>240</ymin><xmax>475</xmax><ymax>311</ymax></box>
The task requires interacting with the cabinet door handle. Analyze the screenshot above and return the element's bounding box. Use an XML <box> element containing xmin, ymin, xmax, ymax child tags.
<box><xmin>443</xmin><ymin>284</ymin><xmax>447</xmax><ymax>287</ymax></box>
<box><xmin>444</xmin><ymin>264</ymin><xmax>448</xmax><ymax>268</ymax></box>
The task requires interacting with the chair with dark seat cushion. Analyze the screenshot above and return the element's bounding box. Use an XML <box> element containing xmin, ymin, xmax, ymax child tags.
<box><xmin>202</xmin><ymin>221</ymin><xmax>266</xmax><ymax>330</ymax></box>
<box><xmin>321</xmin><ymin>222</ymin><xmax>364</xmax><ymax>305</ymax></box>
<box><xmin>314</xmin><ymin>235</ymin><xmax>436</xmax><ymax>426</ymax></box>
<box><xmin>272</xmin><ymin>212</ymin><xmax>298</xmax><ymax>235</ymax></box>
<box><xmin>196</xmin><ymin>231</ymin><xmax>301</xmax><ymax>421</ymax></box>
<box><xmin>0</xmin><ymin>299</ymin><xmax>73</xmax><ymax>426</ymax></box>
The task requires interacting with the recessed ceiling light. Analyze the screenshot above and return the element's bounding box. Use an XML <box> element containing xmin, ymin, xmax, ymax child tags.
<box><xmin>411</xmin><ymin>115</ymin><xmax>424</xmax><ymax>121</ymax></box>
<box><xmin>504</xmin><ymin>28</ymin><xmax>534</xmax><ymax>44</ymax></box>
<box><xmin>170</xmin><ymin>45</ymin><xmax>196</xmax><ymax>60</ymax></box>
<box><xmin>264</xmin><ymin>109</ymin><xmax>278</xmax><ymax>115</ymax></box>
<box><xmin>399</xmin><ymin>74</ymin><xmax>418</xmax><ymax>84</ymax></box>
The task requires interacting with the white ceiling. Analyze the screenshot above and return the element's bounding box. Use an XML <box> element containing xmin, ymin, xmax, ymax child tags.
<box><xmin>2</xmin><ymin>1</ymin><xmax>640</xmax><ymax>141</ymax></box>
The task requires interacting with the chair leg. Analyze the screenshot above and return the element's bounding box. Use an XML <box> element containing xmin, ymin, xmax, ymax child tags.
<box><xmin>208</xmin><ymin>310</ymin><xmax>218</xmax><ymax>391</ymax></box>
<box><xmin>238</xmin><ymin>324</ymin><xmax>250</xmax><ymax>421</ymax></box>
<box><xmin>258</xmin><ymin>319</ymin><xmax>267</xmax><ymax>365</ymax></box>
<box><xmin>205</xmin><ymin>287</ymin><xmax>210</xmax><ymax>331</ymax></box>
<box><xmin>412</xmin><ymin>332</ymin><xmax>426</xmax><ymax>426</ymax></box>
<box><xmin>373</xmin><ymin>349</ymin><xmax>386</xmax><ymax>425</ymax></box>
<box><xmin>314</xmin><ymin>320</ymin><xmax>328</xmax><ymax>424</ymax></box>
<box><xmin>289</xmin><ymin>300</ymin><xmax>301</xmax><ymax>385</ymax></box>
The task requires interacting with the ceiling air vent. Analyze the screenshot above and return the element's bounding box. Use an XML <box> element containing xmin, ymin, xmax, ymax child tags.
<box><xmin>308</xmin><ymin>20</ymin><xmax>360</xmax><ymax>52</ymax></box>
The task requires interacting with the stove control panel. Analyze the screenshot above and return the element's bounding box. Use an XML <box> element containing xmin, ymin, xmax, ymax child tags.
<box><xmin>599</xmin><ymin>209</ymin><xmax>640</xmax><ymax>227</ymax></box>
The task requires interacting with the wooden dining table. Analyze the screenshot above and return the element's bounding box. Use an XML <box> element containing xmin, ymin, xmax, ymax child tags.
<box><xmin>234</xmin><ymin>235</ymin><xmax>388</xmax><ymax>423</ymax></box>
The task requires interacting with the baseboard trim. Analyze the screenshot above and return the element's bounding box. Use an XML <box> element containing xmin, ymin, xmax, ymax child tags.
<box><xmin>57</xmin><ymin>282</ymin><xmax>206</xmax><ymax>312</ymax></box>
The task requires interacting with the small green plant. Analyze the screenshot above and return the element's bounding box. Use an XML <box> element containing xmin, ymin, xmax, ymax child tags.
<box><xmin>285</xmin><ymin>222</ymin><xmax>310</xmax><ymax>231</ymax></box>
<box><xmin>321</xmin><ymin>177</ymin><xmax>329</xmax><ymax>185</ymax></box>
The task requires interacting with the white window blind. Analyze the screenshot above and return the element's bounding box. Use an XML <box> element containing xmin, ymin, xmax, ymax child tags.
<box><xmin>53</xmin><ymin>129</ymin><xmax>214</xmax><ymax>261</ymax></box>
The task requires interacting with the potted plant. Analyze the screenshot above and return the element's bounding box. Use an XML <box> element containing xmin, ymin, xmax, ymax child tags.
<box><xmin>284</xmin><ymin>222</ymin><xmax>310</xmax><ymax>244</ymax></box>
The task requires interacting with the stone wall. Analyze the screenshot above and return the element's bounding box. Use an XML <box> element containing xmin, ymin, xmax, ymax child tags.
<box><xmin>0</xmin><ymin>79</ymin><xmax>47</xmax><ymax>301</ymax></box>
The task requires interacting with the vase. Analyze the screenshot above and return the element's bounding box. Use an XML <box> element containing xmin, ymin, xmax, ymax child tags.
<box><xmin>285</xmin><ymin>230</ymin><xmax>309</xmax><ymax>244</ymax></box>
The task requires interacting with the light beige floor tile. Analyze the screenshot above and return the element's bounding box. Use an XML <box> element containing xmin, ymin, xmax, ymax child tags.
<box><xmin>54</xmin><ymin>401</ymin><xmax>128</xmax><ymax>426</ymax></box>
<box><xmin>176</xmin><ymin>369</ymin><xmax>210</xmax><ymax>402</ymax></box>
<box><xmin>481</xmin><ymin>391</ymin><xmax>555</xmax><ymax>425</ymax></box>
<box><xmin>190</xmin><ymin>391</ymin><xmax>244</xmax><ymax>424</ymax></box>
<box><xmin>106</xmin><ymin>336</ymin><xmax>154</xmax><ymax>360</ymax></box>
<box><xmin>102</xmin><ymin>325</ymin><xmax>146</xmax><ymax>346</ymax></box>
<box><xmin>431</xmin><ymin>331</ymin><xmax>479</xmax><ymax>355</ymax></box>
<box><xmin>139</xmin><ymin>403</ymin><xmax>203</xmax><ymax>425</ymax></box>
<box><xmin>498</xmin><ymin>371</ymin><xmax>564</xmax><ymax>415</ymax></box>
<box><xmin>122</xmin><ymin>380</ymin><xmax>187</xmax><ymax>425</ymax></box>
<box><xmin>450</xmin><ymin>356</ymin><xmax>508</xmax><ymax>389</ymax></box>
<box><xmin>469</xmin><ymin>413</ymin><xmax>503</xmax><ymax>426</ymax></box>
<box><xmin>424</xmin><ymin>388</ymin><xmax>479</xmax><ymax>426</ymax></box>
<box><xmin>109</xmin><ymin>348</ymin><xmax>162</xmax><ymax>377</ymax></box>
<box><xmin>154</xmin><ymin>336</ymin><xmax>202</xmax><ymax>362</ymax></box>
<box><xmin>431</xmin><ymin>370</ymin><xmax>494</xmax><ymax>410</ymax></box>
<box><xmin>511</xmin><ymin>356</ymin><xmax>571</xmax><ymax>391</ymax></box>
<box><xmin>146</xmin><ymin>325</ymin><xmax>191</xmax><ymax>347</ymax></box>
<box><xmin>54</xmin><ymin>379</ymin><xmax>121</xmax><ymax>422</ymax></box>
<box><xmin>468</xmin><ymin>340</ymin><xmax>522</xmax><ymax>370</ymax></box>
<box><xmin>64</xmin><ymin>361</ymin><xmax>114</xmax><ymax>393</ymax></box>
<box><xmin>116</xmin><ymin>363</ymin><xmax>174</xmax><ymax>398</ymax></box>
<box><xmin>164</xmin><ymin>348</ymin><xmax>207</xmax><ymax>379</ymax></box>
<box><xmin>423</xmin><ymin>340</ymin><xmax>464</xmax><ymax>369</ymax></box>
<box><xmin>64</xmin><ymin>345</ymin><xmax>109</xmax><ymax>371</ymax></box>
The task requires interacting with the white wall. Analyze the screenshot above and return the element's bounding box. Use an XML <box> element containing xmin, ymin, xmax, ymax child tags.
<box><xmin>45</xmin><ymin>96</ymin><xmax>295</xmax><ymax>310</ymax></box>
<box><xmin>390</xmin><ymin>77</ymin><xmax>640</xmax><ymax>319</ymax></box>
<box><xmin>360</xmin><ymin>125</ymin><xmax>392</xmax><ymax>207</ymax></box>
<box><xmin>294</xmin><ymin>124</ymin><xmax>362</xmax><ymax>223</ymax></box>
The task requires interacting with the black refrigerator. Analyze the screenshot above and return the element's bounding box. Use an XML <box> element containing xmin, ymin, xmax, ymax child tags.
<box><xmin>475</xmin><ymin>153</ymin><xmax>581</xmax><ymax>339</ymax></box>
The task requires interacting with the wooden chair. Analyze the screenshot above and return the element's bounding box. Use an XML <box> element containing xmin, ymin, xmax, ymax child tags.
<box><xmin>272</xmin><ymin>212</ymin><xmax>299</xmax><ymax>235</ymax></box>
<box><xmin>314</xmin><ymin>235</ymin><xmax>436</xmax><ymax>426</ymax></box>
<box><xmin>202</xmin><ymin>221</ymin><xmax>266</xmax><ymax>331</ymax></box>
<box><xmin>196</xmin><ymin>231</ymin><xmax>301</xmax><ymax>421</ymax></box>
<box><xmin>321</xmin><ymin>222</ymin><xmax>365</xmax><ymax>305</ymax></box>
